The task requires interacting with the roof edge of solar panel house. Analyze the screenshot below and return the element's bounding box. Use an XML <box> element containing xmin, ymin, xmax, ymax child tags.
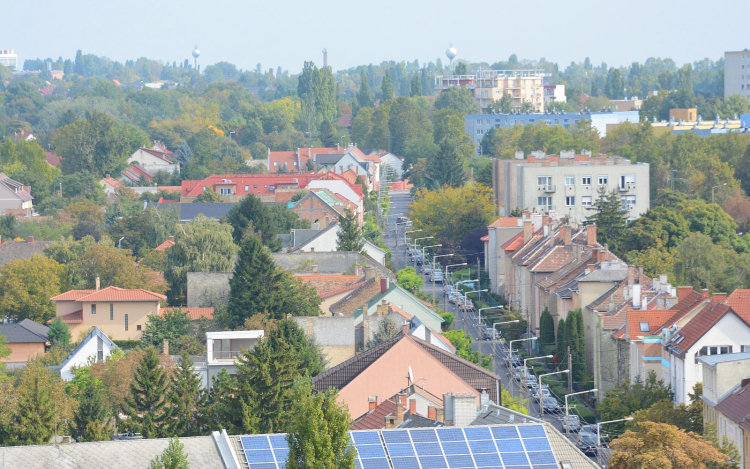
<box><xmin>223</xmin><ymin>424</ymin><xmax>570</xmax><ymax>469</ymax></box>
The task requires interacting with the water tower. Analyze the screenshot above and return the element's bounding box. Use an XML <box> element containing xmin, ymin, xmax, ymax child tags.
<box><xmin>192</xmin><ymin>45</ymin><xmax>201</xmax><ymax>69</ymax></box>
<box><xmin>446</xmin><ymin>44</ymin><xmax>458</xmax><ymax>71</ymax></box>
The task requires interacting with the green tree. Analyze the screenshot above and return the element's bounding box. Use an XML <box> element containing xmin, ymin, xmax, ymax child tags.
<box><xmin>381</xmin><ymin>69</ymin><xmax>395</xmax><ymax>102</ymax></box>
<box><xmin>141</xmin><ymin>309</ymin><xmax>192</xmax><ymax>352</ymax></box>
<box><xmin>286</xmin><ymin>379</ymin><xmax>356</xmax><ymax>469</ymax></box>
<box><xmin>434</xmin><ymin>87</ymin><xmax>480</xmax><ymax>114</ymax></box>
<box><xmin>351</xmin><ymin>107</ymin><xmax>374</xmax><ymax>146</ymax></box>
<box><xmin>556</xmin><ymin>317</ymin><xmax>567</xmax><ymax>363</ymax></box>
<box><xmin>149</xmin><ymin>437</ymin><xmax>190</xmax><ymax>469</ymax></box>
<box><xmin>387</xmin><ymin>97</ymin><xmax>433</xmax><ymax>156</ymax></box>
<box><xmin>539</xmin><ymin>308</ymin><xmax>555</xmax><ymax>350</ymax></box>
<box><xmin>565</xmin><ymin>309</ymin><xmax>586</xmax><ymax>383</ymax></box>
<box><xmin>319</xmin><ymin>119</ymin><xmax>337</xmax><ymax>147</ymax></box>
<box><xmin>48</xmin><ymin>317</ymin><xmax>71</xmax><ymax>347</ymax></box>
<box><xmin>169</xmin><ymin>352</ymin><xmax>202</xmax><ymax>437</ymax></box>
<box><xmin>408</xmin><ymin>185</ymin><xmax>494</xmax><ymax>244</ymax></box>
<box><xmin>0</xmin><ymin>140</ymin><xmax>59</xmax><ymax>205</ymax></box>
<box><xmin>673</xmin><ymin>233</ymin><xmax>745</xmax><ymax>293</ymax></box>
<box><xmin>367</xmin><ymin>316</ymin><xmax>400</xmax><ymax>348</ymax></box>
<box><xmin>125</xmin><ymin>347</ymin><xmax>170</xmax><ymax>438</ymax></box>
<box><xmin>70</xmin><ymin>376</ymin><xmax>110</xmax><ymax>442</ymax></box>
<box><xmin>193</xmin><ymin>187</ymin><xmax>224</xmax><ymax>203</ymax></box>
<box><xmin>336</xmin><ymin>209</ymin><xmax>365</xmax><ymax>252</ymax></box>
<box><xmin>599</xmin><ymin>371</ymin><xmax>674</xmax><ymax>433</ymax></box>
<box><xmin>410</xmin><ymin>75</ymin><xmax>422</xmax><ymax>97</ymax></box>
<box><xmin>164</xmin><ymin>214</ymin><xmax>238</xmax><ymax>304</ymax></box>
<box><xmin>0</xmin><ymin>255</ymin><xmax>66</xmax><ymax>323</ymax></box>
<box><xmin>587</xmin><ymin>187</ymin><xmax>627</xmax><ymax>254</ymax></box>
<box><xmin>200</xmin><ymin>369</ymin><xmax>241</xmax><ymax>433</ymax></box>
<box><xmin>227</xmin><ymin>193</ymin><xmax>292</xmax><ymax>249</ymax></box>
<box><xmin>356</xmin><ymin>69</ymin><xmax>372</xmax><ymax>110</ymax></box>
<box><xmin>396</xmin><ymin>266</ymin><xmax>423</xmax><ymax>291</ymax></box>
<box><xmin>424</xmin><ymin>139</ymin><xmax>468</xmax><ymax>189</ymax></box>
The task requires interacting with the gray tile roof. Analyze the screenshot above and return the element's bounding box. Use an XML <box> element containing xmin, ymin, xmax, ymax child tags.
<box><xmin>0</xmin><ymin>319</ymin><xmax>49</xmax><ymax>343</ymax></box>
<box><xmin>0</xmin><ymin>241</ymin><xmax>53</xmax><ymax>267</ymax></box>
<box><xmin>0</xmin><ymin>435</ymin><xmax>225</xmax><ymax>469</ymax></box>
<box><xmin>315</xmin><ymin>153</ymin><xmax>346</xmax><ymax>165</ymax></box>
<box><xmin>578</xmin><ymin>267</ymin><xmax>628</xmax><ymax>283</ymax></box>
<box><xmin>177</xmin><ymin>202</ymin><xmax>237</xmax><ymax>222</ymax></box>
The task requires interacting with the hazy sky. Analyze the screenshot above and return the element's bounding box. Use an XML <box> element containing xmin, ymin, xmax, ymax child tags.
<box><xmin>7</xmin><ymin>0</ymin><xmax>750</xmax><ymax>74</ymax></box>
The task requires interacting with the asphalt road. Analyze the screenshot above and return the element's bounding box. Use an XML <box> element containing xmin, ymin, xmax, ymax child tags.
<box><xmin>383</xmin><ymin>191</ymin><xmax>607</xmax><ymax>466</ymax></box>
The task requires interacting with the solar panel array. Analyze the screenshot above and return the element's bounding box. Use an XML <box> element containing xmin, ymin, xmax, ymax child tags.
<box><xmin>239</xmin><ymin>424</ymin><xmax>559</xmax><ymax>469</ymax></box>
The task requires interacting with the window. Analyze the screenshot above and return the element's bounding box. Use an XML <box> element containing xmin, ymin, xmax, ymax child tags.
<box><xmin>537</xmin><ymin>196</ymin><xmax>552</xmax><ymax>210</ymax></box>
<box><xmin>219</xmin><ymin>188</ymin><xmax>231</xmax><ymax>196</ymax></box>
<box><xmin>245</xmin><ymin>185</ymin><xmax>249</xmax><ymax>192</ymax></box>
<box><xmin>137</xmin><ymin>325</ymin><xmax>142</xmax><ymax>331</ymax></box>
<box><xmin>582</xmin><ymin>196</ymin><xmax>593</xmax><ymax>206</ymax></box>
<box><xmin>598</xmin><ymin>175</ymin><xmax>608</xmax><ymax>185</ymax></box>
<box><xmin>639</xmin><ymin>322</ymin><xmax>650</xmax><ymax>332</ymax></box>
<box><xmin>124</xmin><ymin>314</ymin><xmax>129</xmax><ymax>331</ymax></box>
<box><xmin>273</xmin><ymin>161</ymin><xmax>279</xmax><ymax>167</ymax></box>
<box><xmin>620</xmin><ymin>174</ymin><xmax>636</xmax><ymax>189</ymax></box>
<box><xmin>110</xmin><ymin>304</ymin><xmax>113</xmax><ymax>320</ymax></box>
<box><xmin>565</xmin><ymin>196</ymin><xmax>575</xmax><ymax>206</ymax></box>
<box><xmin>582</xmin><ymin>175</ymin><xmax>592</xmax><ymax>185</ymax></box>
<box><xmin>621</xmin><ymin>195</ymin><xmax>636</xmax><ymax>211</ymax></box>
<box><xmin>742</xmin><ymin>345</ymin><xmax>750</xmax><ymax>353</ymax></box>
<box><xmin>698</xmin><ymin>346</ymin><xmax>732</xmax><ymax>356</ymax></box>
<box><xmin>537</xmin><ymin>176</ymin><xmax>552</xmax><ymax>186</ymax></box>
<box><xmin>97</xmin><ymin>336</ymin><xmax>103</xmax><ymax>361</ymax></box>
<box><xmin>253</xmin><ymin>185</ymin><xmax>257</xmax><ymax>188</ymax></box>
<box><xmin>91</xmin><ymin>304</ymin><xmax>96</xmax><ymax>315</ymax></box>
<box><xmin>565</xmin><ymin>176</ymin><xmax>575</xmax><ymax>186</ymax></box>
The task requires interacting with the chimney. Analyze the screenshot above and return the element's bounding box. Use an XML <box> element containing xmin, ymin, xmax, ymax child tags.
<box><xmin>395</xmin><ymin>399</ymin><xmax>404</xmax><ymax>426</ymax></box>
<box><xmin>523</xmin><ymin>220</ymin><xmax>533</xmax><ymax>244</ymax></box>
<box><xmin>380</xmin><ymin>277</ymin><xmax>389</xmax><ymax>294</ymax></box>
<box><xmin>627</xmin><ymin>267</ymin><xmax>635</xmax><ymax>286</ymax></box>
<box><xmin>27</xmin><ymin>236</ymin><xmax>34</xmax><ymax>243</ymax></box>
<box><xmin>632</xmin><ymin>284</ymin><xmax>642</xmax><ymax>309</ymax></box>
<box><xmin>409</xmin><ymin>399</ymin><xmax>417</xmax><ymax>416</ymax></box>
<box><xmin>169</xmin><ymin>235</ymin><xmax>174</xmax><ymax>242</ymax></box>
<box><xmin>435</xmin><ymin>406</ymin><xmax>444</xmax><ymax>423</ymax></box>
<box><xmin>712</xmin><ymin>293</ymin><xmax>727</xmax><ymax>305</ymax></box>
<box><xmin>596</xmin><ymin>248</ymin><xmax>607</xmax><ymax>264</ymax></box>
<box><xmin>376</xmin><ymin>300</ymin><xmax>389</xmax><ymax>316</ymax></box>
<box><xmin>587</xmin><ymin>264</ymin><xmax>596</xmax><ymax>273</ymax></box>
<box><xmin>95</xmin><ymin>276</ymin><xmax>100</xmax><ymax>291</ymax></box>
<box><xmin>638</xmin><ymin>266</ymin><xmax>644</xmax><ymax>282</ymax></box>
<box><xmin>586</xmin><ymin>225</ymin><xmax>597</xmax><ymax>246</ymax></box>
<box><xmin>368</xmin><ymin>395</ymin><xmax>378</xmax><ymax>411</ymax></box>
<box><xmin>385</xmin><ymin>415</ymin><xmax>397</xmax><ymax>429</ymax></box>
<box><xmin>562</xmin><ymin>225</ymin><xmax>571</xmax><ymax>246</ymax></box>
<box><xmin>702</xmin><ymin>288</ymin><xmax>709</xmax><ymax>300</ymax></box>
<box><xmin>399</xmin><ymin>393</ymin><xmax>407</xmax><ymax>408</ymax></box>
<box><xmin>677</xmin><ymin>286</ymin><xmax>693</xmax><ymax>301</ymax></box>
<box><xmin>428</xmin><ymin>405</ymin><xmax>437</xmax><ymax>420</ymax></box>
<box><xmin>162</xmin><ymin>339</ymin><xmax>169</xmax><ymax>356</ymax></box>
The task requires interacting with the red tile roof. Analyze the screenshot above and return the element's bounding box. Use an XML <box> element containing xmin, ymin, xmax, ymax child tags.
<box><xmin>626</xmin><ymin>310</ymin><xmax>676</xmax><ymax>340</ymax></box>
<box><xmin>180</xmin><ymin>172</ymin><xmax>363</xmax><ymax>199</ymax></box>
<box><xmin>44</xmin><ymin>151</ymin><xmax>61</xmax><ymax>167</ymax></box>
<box><xmin>157</xmin><ymin>197</ymin><xmax>180</xmax><ymax>204</ymax></box>
<box><xmin>725</xmin><ymin>289</ymin><xmax>750</xmax><ymax>321</ymax></box>
<box><xmin>268</xmin><ymin>151</ymin><xmax>299</xmax><ymax>173</ymax></box>
<box><xmin>297</xmin><ymin>275</ymin><xmax>367</xmax><ymax>299</ymax></box>
<box><xmin>666</xmin><ymin>303</ymin><xmax>745</xmax><ymax>359</ymax></box>
<box><xmin>51</xmin><ymin>286</ymin><xmax>166</xmax><ymax>302</ymax></box>
<box><xmin>138</xmin><ymin>147</ymin><xmax>174</xmax><ymax>164</ymax></box>
<box><xmin>714</xmin><ymin>380</ymin><xmax>750</xmax><ymax>431</ymax></box>
<box><xmin>500</xmin><ymin>232</ymin><xmax>524</xmax><ymax>251</ymax></box>
<box><xmin>161</xmin><ymin>307</ymin><xmax>214</xmax><ymax>320</ymax></box>
<box><xmin>488</xmin><ymin>217</ymin><xmax>522</xmax><ymax>228</ymax></box>
<box><xmin>352</xmin><ymin>399</ymin><xmax>399</xmax><ymax>430</ymax></box>
<box><xmin>101</xmin><ymin>176</ymin><xmax>122</xmax><ymax>189</ymax></box>
<box><xmin>654</xmin><ymin>291</ymin><xmax>705</xmax><ymax>335</ymax></box>
<box><xmin>154</xmin><ymin>237</ymin><xmax>175</xmax><ymax>252</ymax></box>
<box><xmin>480</xmin><ymin>235</ymin><xmax>489</xmax><ymax>242</ymax></box>
<box><xmin>339</xmin><ymin>168</ymin><xmax>358</xmax><ymax>185</ymax></box>
<box><xmin>123</xmin><ymin>164</ymin><xmax>153</xmax><ymax>184</ymax></box>
<box><xmin>363</xmin><ymin>153</ymin><xmax>382</xmax><ymax>163</ymax></box>
<box><xmin>58</xmin><ymin>310</ymin><xmax>83</xmax><ymax>324</ymax></box>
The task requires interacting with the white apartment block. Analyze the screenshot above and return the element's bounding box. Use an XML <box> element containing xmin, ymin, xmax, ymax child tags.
<box><xmin>724</xmin><ymin>50</ymin><xmax>750</xmax><ymax>101</ymax></box>
<box><xmin>0</xmin><ymin>49</ymin><xmax>18</xmax><ymax>70</ymax></box>
<box><xmin>435</xmin><ymin>69</ymin><xmax>549</xmax><ymax>111</ymax></box>
<box><xmin>492</xmin><ymin>151</ymin><xmax>650</xmax><ymax>223</ymax></box>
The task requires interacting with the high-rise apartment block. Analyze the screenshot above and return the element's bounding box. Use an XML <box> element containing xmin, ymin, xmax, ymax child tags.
<box><xmin>724</xmin><ymin>50</ymin><xmax>750</xmax><ymax>101</ymax></box>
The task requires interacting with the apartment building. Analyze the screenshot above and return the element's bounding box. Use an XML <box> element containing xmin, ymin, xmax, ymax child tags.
<box><xmin>435</xmin><ymin>69</ymin><xmax>548</xmax><ymax>112</ymax></box>
<box><xmin>491</xmin><ymin>152</ymin><xmax>650</xmax><ymax>224</ymax></box>
<box><xmin>724</xmin><ymin>50</ymin><xmax>750</xmax><ymax>101</ymax></box>
<box><xmin>0</xmin><ymin>49</ymin><xmax>18</xmax><ymax>70</ymax></box>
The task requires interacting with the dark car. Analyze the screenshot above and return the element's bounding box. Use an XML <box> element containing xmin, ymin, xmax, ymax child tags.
<box><xmin>577</xmin><ymin>431</ymin><xmax>598</xmax><ymax>455</ymax></box>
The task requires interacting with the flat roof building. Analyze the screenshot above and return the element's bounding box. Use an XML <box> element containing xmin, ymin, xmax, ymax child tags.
<box><xmin>0</xmin><ymin>50</ymin><xmax>18</xmax><ymax>70</ymax></box>
<box><xmin>492</xmin><ymin>152</ymin><xmax>650</xmax><ymax>224</ymax></box>
<box><xmin>724</xmin><ymin>50</ymin><xmax>750</xmax><ymax>101</ymax></box>
<box><xmin>435</xmin><ymin>69</ymin><xmax>550</xmax><ymax>112</ymax></box>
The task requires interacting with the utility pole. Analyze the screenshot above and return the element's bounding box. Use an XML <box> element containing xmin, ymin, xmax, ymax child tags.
<box><xmin>477</xmin><ymin>257</ymin><xmax>481</xmax><ymax>303</ymax></box>
<box><xmin>568</xmin><ymin>346</ymin><xmax>572</xmax><ymax>392</ymax></box>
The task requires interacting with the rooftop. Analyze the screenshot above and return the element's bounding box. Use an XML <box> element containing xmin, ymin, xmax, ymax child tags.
<box><xmin>0</xmin><ymin>319</ymin><xmax>49</xmax><ymax>344</ymax></box>
<box><xmin>50</xmin><ymin>286</ymin><xmax>167</xmax><ymax>303</ymax></box>
<box><xmin>697</xmin><ymin>352</ymin><xmax>750</xmax><ymax>367</ymax></box>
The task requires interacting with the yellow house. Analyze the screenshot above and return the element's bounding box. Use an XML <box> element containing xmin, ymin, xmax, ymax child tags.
<box><xmin>50</xmin><ymin>286</ymin><xmax>166</xmax><ymax>340</ymax></box>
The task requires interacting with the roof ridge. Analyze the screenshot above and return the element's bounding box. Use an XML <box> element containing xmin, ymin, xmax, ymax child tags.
<box><xmin>410</xmin><ymin>335</ymin><xmax>500</xmax><ymax>380</ymax></box>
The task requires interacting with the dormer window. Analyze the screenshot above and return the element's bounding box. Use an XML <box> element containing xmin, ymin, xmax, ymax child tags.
<box><xmin>639</xmin><ymin>322</ymin><xmax>649</xmax><ymax>332</ymax></box>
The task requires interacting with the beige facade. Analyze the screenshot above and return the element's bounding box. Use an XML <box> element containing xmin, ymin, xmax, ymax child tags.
<box><xmin>435</xmin><ymin>69</ymin><xmax>548</xmax><ymax>111</ymax></box>
<box><xmin>2</xmin><ymin>342</ymin><xmax>46</xmax><ymax>363</ymax></box>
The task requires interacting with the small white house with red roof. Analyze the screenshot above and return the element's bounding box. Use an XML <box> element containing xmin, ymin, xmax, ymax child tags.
<box><xmin>128</xmin><ymin>144</ymin><xmax>179</xmax><ymax>174</ymax></box>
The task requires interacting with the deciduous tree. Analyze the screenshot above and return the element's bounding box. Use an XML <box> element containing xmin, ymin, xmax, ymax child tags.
<box><xmin>149</xmin><ymin>437</ymin><xmax>190</xmax><ymax>469</ymax></box>
<box><xmin>0</xmin><ymin>255</ymin><xmax>66</xmax><ymax>323</ymax></box>
<box><xmin>587</xmin><ymin>187</ymin><xmax>627</xmax><ymax>255</ymax></box>
<box><xmin>409</xmin><ymin>184</ymin><xmax>494</xmax><ymax>244</ymax></box>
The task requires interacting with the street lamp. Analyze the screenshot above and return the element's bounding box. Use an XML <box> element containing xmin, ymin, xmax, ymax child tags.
<box><xmin>597</xmin><ymin>417</ymin><xmax>633</xmax><ymax>465</ymax></box>
<box><xmin>118</xmin><ymin>237</ymin><xmax>125</xmax><ymax>249</ymax></box>
<box><xmin>412</xmin><ymin>236</ymin><xmax>433</xmax><ymax>270</ymax></box>
<box><xmin>422</xmin><ymin>244</ymin><xmax>441</xmax><ymax>270</ymax></box>
<box><xmin>445</xmin><ymin>263</ymin><xmax>467</xmax><ymax>286</ymax></box>
<box><xmin>509</xmin><ymin>337</ymin><xmax>536</xmax><ymax>364</ymax></box>
<box><xmin>478</xmin><ymin>306</ymin><xmax>504</xmax><ymax>328</ymax></box>
<box><xmin>523</xmin><ymin>355</ymin><xmax>553</xmax><ymax>383</ymax></box>
<box><xmin>461</xmin><ymin>289</ymin><xmax>487</xmax><ymax>331</ymax></box>
<box><xmin>563</xmin><ymin>389</ymin><xmax>598</xmax><ymax>435</ymax></box>
<box><xmin>712</xmin><ymin>183</ymin><xmax>727</xmax><ymax>203</ymax></box>
<box><xmin>539</xmin><ymin>369</ymin><xmax>569</xmax><ymax>419</ymax></box>
<box><xmin>491</xmin><ymin>320</ymin><xmax>520</xmax><ymax>371</ymax></box>
<box><xmin>453</xmin><ymin>279</ymin><xmax>478</xmax><ymax>320</ymax></box>
<box><xmin>404</xmin><ymin>229</ymin><xmax>422</xmax><ymax>267</ymax></box>
<box><xmin>432</xmin><ymin>253</ymin><xmax>454</xmax><ymax>303</ymax></box>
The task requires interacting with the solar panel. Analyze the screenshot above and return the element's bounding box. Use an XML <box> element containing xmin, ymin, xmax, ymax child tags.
<box><xmin>236</xmin><ymin>424</ymin><xmax>561</xmax><ymax>469</ymax></box>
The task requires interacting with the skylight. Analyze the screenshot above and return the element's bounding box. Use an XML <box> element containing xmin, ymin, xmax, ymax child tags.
<box><xmin>639</xmin><ymin>322</ymin><xmax>650</xmax><ymax>332</ymax></box>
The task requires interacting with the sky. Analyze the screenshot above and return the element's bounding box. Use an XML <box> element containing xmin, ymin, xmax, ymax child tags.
<box><xmin>7</xmin><ymin>0</ymin><xmax>750</xmax><ymax>74</ymax></box>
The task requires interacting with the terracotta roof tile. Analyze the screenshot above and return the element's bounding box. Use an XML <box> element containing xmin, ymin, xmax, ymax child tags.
<box><xmin>59</xmin><ymin>310</ymin><xmax>83</xmax><ymax>324</ymax></box>
<box><xmin>154</xmin><ymin>237</ymin><xmax>175</xmax><ymax>252</ymax></box>
<box><xmin>714</xmin><ymin>381</ymin><xmax>750</xmax><ymax>430</ymax></box>
<box><xmin>351</xmin><ymin>399</ymin><xmax>399</xmax><ymax>430</ymax></box>
<box><xmin>725</xmin><ymin>289</ymin><xmax>750</xmax><ymax>322</ymax></box>
<box><xmin>626</xmin><ymin>310</ymin><xmax>676</xmax><ymax>340</ymax></box>
<box><xmin>480</xmin><ymin>235</ymin><xmax>489</xmax><ymax>242</ymax></box>
<box><xmin>653</xmin><ymin>291</ymin><xmax>705</xmax><ymax>335</ymax></box>
<box><xmin>51</xmin><ymin>286</ymin><xmax>166</xmax><ymax>302</ymax></box>
<box><xmin>329</xmin><ymin>277</ymin><xmax>383</xmax><ymax>315</ymax></box>
<box><xmin>137</xmin><ymin>147</ymin><xmax>174</xmax><ymax>164</ymax></box>
<box><xmin>49</xmin><ymin>290</ymin><xmax>97</xmax><ymax>301</ymax></box>
<box><xmin>268</xmin><ymin>151</ymin><xmax>300</xmax><ymax>173</ymax></box>
<box><xmin>530</xmin><ymin>245</ymin><xmax>578</xmax><ymax>272</ymax></box>
<box><xmin>161</xmin><ymin>307</ymin><xmax>214</xmax><ymax>320</ymax></box>
<box><xmin>501</xmin><ymin>232</ymin><xmax>524</xmax><ymax>251</ymax></box>
<box><xmin>297</xmin><ymin>275</ymin><xmax>366</xmax><ymax>299</ymax></box>
<box><xmin>488</xmin><ymin>217</ymin><xmax>522</xmax><ymax>228</ymax></box>
<box><xmin>665</xmin><ymin>303</ymin><xmax>743</xmax><ymax>359</ymax></box>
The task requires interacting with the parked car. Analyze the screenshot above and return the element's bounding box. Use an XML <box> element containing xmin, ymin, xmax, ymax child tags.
<box><xmin>423</xmin><ymin>264</ymin><xmax>433</xmax><ymax>276</ymax></box>
<box><xmin>444</xmin><ymin>284</ymin><xmax>455</xmax><ymax>294</ymax></box>
<box><xmin>534</xmin><ymin>387</ymin><xmax>551</xmax><ymax>400</ymax></box>
<box><xmin>483</xmin><ymin>327</ymin><xmax>500</xmax><ymax>341</ymax></box>
<box><xmin>461</xmin><ymin>298</ymin><xmax>474</xmax><ymax>312</ymax></box>
<box><xmin>580</xmin><ymin>425</ymin><xmax>609</xmax><ymax>443</ymax></box>
<box><xmin>448</xmin><ymin>292</ymin><xmax>459</xmax><ymax>304</ymax></box>
<box><xmin>542</xmin><ymin>397</ymin><xmax>561</xmax><ymax>413</ymax></box>
<box><xmin>512</xmin><ymin>367</ymin><xmax>523</xmax><ymax>381</ymax></box>
<box><xmin>577</xmin><ymin>431</ymin><xmax>598</xmax><ymax>455</ymax></box>
<box><xmin>396</xmin><ymin>216</ymin><xmax>408</xmax><ymax>224</ymax></box>
<box><xmin>562</xmin><ymin>414</ymin><xmax>581</xmax><ymax>433</ymax></box>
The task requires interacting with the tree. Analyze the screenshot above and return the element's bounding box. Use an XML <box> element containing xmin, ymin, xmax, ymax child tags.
<box><xmin>72</xmin><ymin>244</ymin><xmax>167</xmax><ymax>293</ymax></box>
<box><xmin>169</xmin><ymin>352</ymin><xmax>202</xmax><ymax>437</ymax></box>
<box><xmin>434</xmin><ymin>87</ymin><xmax>480</xmax><ymax>114</ymax></box>
<box><xmin>587</xmin><ymin>187</ymin><xmax>627</xmax><ymax>255</ymax></box>
<box><xmin>164</xmin><ymin>214</ymin><xmax>237</xmax><ymax>304</ymax></box>
<box><xmin>319</xmin><ymin>119</ymin><xmax>337</xmax><ymax>147</ymax></box>
<box><xmin>410</xmin><ymin>75</ymin><xmax>422</xmax><ymax>97</ymax></box>
<box><xmin>609</xmin><ymin>422</ymin><xmax>726</xmax><ymax>469</ymax></box>
<box><xmin>227</xmin><ymin>193</ymin><xmax>293</xmax><ymax>250</ymax></box>
<box><xmin>424</xmin><ymin>139</ymin><xmax>468</xmax><ymax>189</ymax></box>
<box><xmin>673</xmin><ymin>233</ymin><xmax>745</xmax><ymax>293</ymax></box>
<box><xmin>286</xmin><ymin>379</ymin><xmax>356</xmax><ymax>469</ymax></box>
<box><xmin>396</xmin><ymin>267</ymin><xmax>423</xmax><ymax>291</ymax></box>
<box><xmin>556</xmin><ymin>317</ymin><xmax>567</xmax><ymax>363</ymax></box>
<box><xmin>356</xmin><ymin>69</ymin><xmax>372</xmax><ymax>110</ymax></box>
<box><xmin>409</xmin><ymin>184</ymin><xmax>495</xmax><ymax>244</ymax></box>
<box><xmin>387</xmin><ymin>97</ymin><xmax>433</xmax><ymax>156</ymax></box>
<box><xmin>141</xmin><ymin>309</ymin><xmax>192</xmax><ymax>352</ymax></box>
<box><xmin>367</xmin><ymin>316</ymin><xmax>400</xmax><ymax>348</ymax></box>
<box><xmin>193</xmin><ymin>187</ymin><xmax>224</xmax><ymax>203</ymax></box>
<box><xmin>381</xmin><ymin>69</ymin><xmax>395</xmax><ymax>102</ymax></box>
<box><xmin>0</xmin><ymin>255</ymin><xmax>66</xmax><ymax>323</ymax></box>
<box><xmin>599</xmin><ymin>371</ymin><xmax>674</xmax><ymax>433</ymax></box>
<box><xmin>565</xmin><ymin>309</ymin><xmax>586</xmax><ymax>383</ymax></box>
<box><xmin>48</xmin><ymin>317</ymin><xmax>71</xmax><ymax>347</ymax></box>
<box><xmin>70</xmin><ymin>375</ymin><xmax>110</xmax><ymax>442</ymax></box>
<box><xmin>539</xmin><ymin>308</ymin><xmax>555</xmax><ymax>350</ymax></box>
<box><xmin>125</xmin><ymin>347</ymin><xmax>170</xmax><ymax>438</ymax></box>
<box><xmin>200</xmin><ymin>369</ymin><xmax>241</xmax><ymax>433</ymax></box>
<box><xmin>336</xmin><ymin>209</ymin><xmax>364</xmax><ymax>252</ymax></box>
<box><xmin>149</xmin><ymin>437</ymin><xmax>190</xmax><ymax>469</ymax></box>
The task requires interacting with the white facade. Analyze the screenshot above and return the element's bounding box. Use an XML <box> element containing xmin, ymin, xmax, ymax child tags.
<box><xmin>294</xmin><ymin>223</ymin><xmax>385</xmax><ymax>264</ymax></box>
<box><xmin>127</xmin><ymin>148</ymin><xmax>179</xmax><ymax>174</ymax></box>
<box><xmin>379</xmin><ymin>153</ymin><xmax>404</xmax><ymax>179</ymax></box>
<box><xmin>670</xmin><ymin>313</ymin><xmax>750</xmax><ymax>405</ymax></box>
<box><xmin>493</xmin><ymin>154</ymin><xmax>650</xmax><ymax>223</ymax></box>
<box><xmin>306</xmin><ymin>180</ymin><xmax>363</xmax><ymax>214</ymax></box>
<box><xmin>55</xmin><ymin>328</ymin><xmax>118</xmax><ymax>381</ymax></box>
<box><xmin>0</xmin><ymin>50</ymin><xmax>18</xmax><ymax>70</ymax></box>
<box><xmin>543</xmin><ymin>85</ymin><xmax>566</xmax><ymax>106</ymax></box>
<box><xmin>724</xmin><ymin>51</ymin><xmax>750</xmax><ymax>101</ymax></box>
<box><xmin>197</xmin><ymin>330</ymin><xmax>264</xmax><ymax>388</ymax></box>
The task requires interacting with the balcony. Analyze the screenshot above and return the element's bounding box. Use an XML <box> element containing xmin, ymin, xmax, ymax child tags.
<box><xmin>540</xmin><ymin>184</ymin><xmax>556</xmax><ymax>193</ymax></box>
<box><xmin>618</xmin><ymin>183</ymin><xmax>636</xmax><ymax>192</ymax></box>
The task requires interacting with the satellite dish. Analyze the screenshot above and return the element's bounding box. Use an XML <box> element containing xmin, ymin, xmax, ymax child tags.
<box><xmin>408</xmin><ymin>366</ymin><xmax>414</xmax><ymax>385</ymax></box>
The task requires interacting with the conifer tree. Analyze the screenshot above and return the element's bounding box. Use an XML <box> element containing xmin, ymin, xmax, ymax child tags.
<box><xmin>556</xmin><ymin>317</ymin><xmax>567</xmax><ymax>361</ymax></box>
<box><xmin>425</xmin><ymin>139</ymin><xmax>467</xmax><ymax>189</ymax></box>
<box><xmin>319</xmin><ymin>120</ymin><xmax>337</xmax><ymax>147</ymax></box>
<box><xmin>286</xmin><ymin>379</ymin><xmax>356</xmax><ymax>469</ymax></box>
<box><xmin>272</xmin><ymin>319</ymin><xmax>324</xmax><ymax>377</ymax></box>
<box><xmin>200</xmin><ymin>369</ymin><xmax>241</xmax><ymax>433</ymax></box>
<box><xmin>169</xmin><ymin>352</ymin><xmax>202</xmax><ymax>437</ymax></box>
<box><xmin>587</xmin><ymin>187</ymin><xmax>628</xmax><ymax>254</ymax></box>
<box><xmin>71</xmin><ymin>378</ymin><xmax>110</xmax><ymax>442</ymax></box>
<box><xmin>381</xmin><ymin>69</ymin><xmax>395</xmax><ymax>102</ymax></box>
<box><xmin>565</xmin><ymin>310</ymin><xmax>586</xmax><ymax>383</ymax></box>
<box><xmin>357</xmin><ymin>69</ymin><xmax>372</xmax><ymax>109</ymax></box>
<box><xmin>14</xmin><ymin>363</ymin><xmax>61</xmax><ymax>445</ymax></box>
<box><xmin>336</xmin><ymin>209</ymin><xmax>365</xmax><ymax>253</ymax></box>
<box><xmin>125</xmin><ymin>348</ymin><xmax>170</xmax><ymax>438</ymax></box>
<box><xmin>410</xmin><ymin>75</ymin><xmax>422</xmax><ymax>97</ymax></box>
<box><xmin>149</xmin><ymin>436</ymin><xmax>190</xmax><ymax>469</ymax></box>
<box><xmin>539</xmin><ymin>308</ymin><xmax>555</xmax><ymax>349</ymax></box>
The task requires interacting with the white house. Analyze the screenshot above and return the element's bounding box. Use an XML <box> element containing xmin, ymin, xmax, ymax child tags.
<box><xmin>193</xmin><ymin>330</ymin><xmax>264</xmax><ymax>389</ymax></box>
<box><xmin>127</xmin><ymin>146</ymin><xmax>179</xmax><ymax>174</ymax></box>
<box><xmin>665</xmin><ymin>302</ymin><xmax>750</xmax><ymax>405</ymax></box>
<box><xmin>51</xmin><ymin>327</ymin><xmax>118</xmax><ymax>381</ymax></box>
<box><xmin>379</xmin><ymin>153</ymin><xmax>404</xmax><ymax>179</ymax></box>
<box><xmin>293</xmin><ymin>222</ymin><xmax>386</xmax><ymax>265</ymax></box>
